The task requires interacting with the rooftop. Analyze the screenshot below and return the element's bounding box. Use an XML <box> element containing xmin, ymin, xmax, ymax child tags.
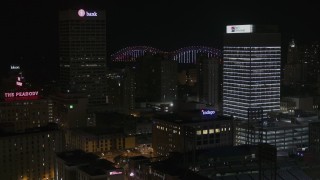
<box><xmin>154</xmin><ymin>111</ymin><xmax>233</xmax><ymax>124</ymax></box>
<box><xmin>56</xmin><ymin>150</ymin><xmax>99</xmax><ymax>167</ymax></box>
<box><xmin>78</xmin><ymin>159</ymin><xmax>121</xmax><ymax>176</ymax></box>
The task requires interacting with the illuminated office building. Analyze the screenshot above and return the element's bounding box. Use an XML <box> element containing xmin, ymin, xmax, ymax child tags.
<box><xmin>152</xmin><ymin>111</ymin><xmax>233</xmax><ymax>156</ymax></box>
<box><xmin>223</xmin><ymin>25</ymin><xmax>281</xmax><ymax>120</ymax></box>
<box><xmin>59</xmin><ymin>9</ymin><xmax>107</xmax><ymax>111</ymax></box>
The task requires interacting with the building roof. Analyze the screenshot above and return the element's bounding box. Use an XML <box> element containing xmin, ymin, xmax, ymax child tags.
<box><xmin>154</xmin><ymin>111</ymin><xmax>233</xmax><ymax>124</ymax></box>
<box><xmin>56</xmin><ymin>150</ymin><xmax>99</xmax><ymax>167</ymax></box>
<box><xmin>0</xmin><ymin>123</ymin><xmax>60</xmax><ymax>137</ymax></box>
<box><xmin>70</xmin><ymin>127</ymin><xmax>124</xmax><ymax>136</ymax></box>
<box><xmin>78</xmin><ymin>159</ymin><xmax>121</xmax><ymax>176</ymax></box>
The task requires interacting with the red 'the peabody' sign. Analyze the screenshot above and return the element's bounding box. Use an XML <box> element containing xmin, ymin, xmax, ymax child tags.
<box><xmin>4</xmin><ymin>91</ymin><xmax>39</xmax><ymax>101</ymax></box>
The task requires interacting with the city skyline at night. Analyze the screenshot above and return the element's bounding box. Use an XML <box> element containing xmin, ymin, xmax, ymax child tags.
<box><xmin>2</xmin><ymin>1</ymin><xmax>320</xmax><ymax>69</ymax></box>
<box><xmin>1</xmin><ymin>1</ymin><xmax>320</xmax><ymax>179</ymax></box>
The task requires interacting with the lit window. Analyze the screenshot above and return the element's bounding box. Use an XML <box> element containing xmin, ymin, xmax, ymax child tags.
<box><xmin>215</xmin><ymin>129</ymin><xmax>220</xmax><ymax>133</ymax></box>
<box><xmin>196</xmin><ymin>130</ymin><xmax>202</xmax><ymax>135</ymax></box>
<box><xmin>203</xmin><ymin>130</ymin><xmax>208</xmax><ymax>134</ymax></box>
<box><xmin>209</xmin><ymin>129</ymin><xmax>214</xmax><ymax>134</ymax></box>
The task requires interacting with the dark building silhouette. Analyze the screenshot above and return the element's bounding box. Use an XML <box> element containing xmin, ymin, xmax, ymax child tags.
<box><xmin>59</xmin><ymin>9</ymin><xmax>107</xmax><ymax>111</ymax></box>
<box><xmin>283</xmin><ymin>39</ymin><xmax>303</xmax><ymax>86</ymax></box>
<box><xmin>135</xmin><ymin>54</ymin><xmax>177</xmax><ymax>103</ymax></box>
<box><xmin>197</xmin><ymin>56</ymin><xmax>221</xmax><ymax>109</ymax></box>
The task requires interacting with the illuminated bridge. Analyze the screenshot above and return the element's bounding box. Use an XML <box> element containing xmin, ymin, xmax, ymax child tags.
<box><xmin>111</xmin><ymin>46</ymin><xmax>163</xmax><ymax>62</ymax></box>
<box><xmin>111</xmin><ymin>46</ymin><xmax>222</xmax><ymax>63</ymax></box>
<box><xmin>172</xmin><ymin>46</ymin><xmax>222</xmax><ymax>64</ymax></box>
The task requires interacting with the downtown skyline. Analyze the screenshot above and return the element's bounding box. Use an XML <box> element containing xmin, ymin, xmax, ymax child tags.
<box><xmin>2</xmin><ymin>0</ymin><xmax>320</xmax><ymax>80</ymax></box>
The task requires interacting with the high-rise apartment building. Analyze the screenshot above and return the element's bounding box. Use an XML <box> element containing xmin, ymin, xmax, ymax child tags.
<box><xmin>223</xmin><ymin>25</ymin><xmax>281</xmax><ymax>120</ymax></box>
<box><xmin>59</xmin><ymin>9</ymin><xmax>107</xmax><ymax>111</ymax></box>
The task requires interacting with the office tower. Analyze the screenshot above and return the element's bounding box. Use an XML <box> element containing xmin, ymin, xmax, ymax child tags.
<box><xmin>136</xmin><ymin>54</ymin><xmax>177</xmax><ymax>103</ymax></box>
<box><xmin>105</xmin><ymin>67</ymin><xmax>135</xmax><ymax>114</ymax></box>
<box><xmin>301</xmin><ymin>42</ymin><xmax>320</xmax><ymax>84</ymax></box>
<box><xmin>197</xmin><ymin>57</ymin><xmax>221</xmax><ymax>108</ymax></box>
<box><xmin>309</xmin><ymin>122</ymin><xmax>320</xmax><ymax>153</ymax></box>
<box><xmin>283</xmin><ymin>39</ymin><xmax>303</xmax><ymax>85</ymax></box>
<box><xmin>59</xmin><ymin>9</ymin><xmax>107</xmax><ymax>111</ymax></box>
<box><xmin>223</xmin><ymin>25</ymin><xmax>281</xmax><ymax>120</ymax></box>
<box><xmin>121</xmin><ymin>67</ymin><xmax>136</xmax><ymax>113</ymax></box>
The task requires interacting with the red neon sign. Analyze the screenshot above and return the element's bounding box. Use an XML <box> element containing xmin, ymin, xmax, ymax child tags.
<box><xmin>4</xmin><ymin>91</ymin><xmax>39</xmax><ymax>101</ymax></box>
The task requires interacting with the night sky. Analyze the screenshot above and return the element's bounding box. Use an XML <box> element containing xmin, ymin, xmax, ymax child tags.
<box><xmin>2</xmin><ymin>0</ymin><xmax>319</xmax><ymax>81</ymax></box>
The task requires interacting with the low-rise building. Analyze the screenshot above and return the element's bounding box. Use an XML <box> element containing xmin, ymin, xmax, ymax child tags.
<box><xmin>65</xmin><ymin>128</ymin><xmax>135</xmax><ymax>153</ymax></box>
<box><xmin>152</xmin><ymin>110</ymin><xmax>233</xmax><ymax>156</ymax></box>
<box><xmin>55</xmin><ymin>150</ymin><xmax>124</xmax><ymax>180</ymax></box>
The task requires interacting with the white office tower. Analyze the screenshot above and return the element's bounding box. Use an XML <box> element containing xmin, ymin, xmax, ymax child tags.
<box><xmin>223</xmin><ymin>25</ymin><xmax>281</xmax><ymax>120</ymax></box>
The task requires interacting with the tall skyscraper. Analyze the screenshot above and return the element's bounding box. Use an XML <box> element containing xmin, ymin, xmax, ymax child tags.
<box><xmin>59</xmin><ymin>9</ymin><xmax>107</xmax><ymax>111</ymax></box>
<box><xmin>197</xmin><ymin>57</ymin><xmax>221</xmax><ymax>108</ymax></box>
<box><xmin>283</xmin><ymin>39</ymin><xmax>303</xmax><ymax>86</ymax></box>
<box><xmin>223</xmin><ymin>25</ymin><xmax>281</xmax><ymax>120</ymax></box>
<box><xmin>136</xmin><ymin>54</ymin><xmax>177</xmax><ymax>103</ymax></box>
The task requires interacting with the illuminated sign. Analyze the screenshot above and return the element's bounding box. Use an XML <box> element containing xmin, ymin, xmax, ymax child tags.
<box><xmin>11</xmin><ymin>65</ymin><xmax>20</xmax><ymax>70</ymax></box>
<box><xmin>16</xmin><ymin>81</ymin><xmax>23</xmax><ymax>86</ymax></box>
<box><xmin>109</xmin><ymin>171</ymin><xmax>123</xmax><ymax>175</ymax></box>
<box><xmin>201</xmin><ymin>110</ymin><xmax>216</xmax><ymax>116</ymax></box>
<box><xmin>78</xmin><ymin>9</ymin><xmax>98</xmax><ymax>17</ymax></box>
<box><xmin>226</xmin><ymin>25</ymin><xmax>254</xmax><ymax>33</ymax></box>
<box><xmin>16</xmin><ymin>76</ymin><xmax>24</xmax><ymax>87</ymax></box>
<box><xmin>4</xmin><ymin>91</ymin><xmax>39</xmax><ymax>101</ymax></box>
<box><xmin>86</xmin><ymin>11</ymin><xmax>97</xmax><ymax>16</ymax></box>
<box><xmin>78</xmin><ymin>9</ymin><xmax>85</xmax><ymax>17</ymax></box>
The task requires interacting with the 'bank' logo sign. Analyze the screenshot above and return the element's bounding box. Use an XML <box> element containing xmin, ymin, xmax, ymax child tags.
<box><xmin>227</xmin><ymin>25</ymin><xmax>253</xmax><ymax>33</ymax></box>
<box><xmin>78</xmin><ymin>9</ymin><xmax>98</xmax><ymax>17</ymax></box>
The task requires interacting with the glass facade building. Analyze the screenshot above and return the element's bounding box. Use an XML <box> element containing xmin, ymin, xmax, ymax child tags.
<box><xmin>234</xmin><ymin>121</ymin><xmax>309</xmax><ymax>152</ymax></box>
<box><xmin>223</xmin><ymin>25</ymin><xmax>281</xmax><ymax>120</ymax></box>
